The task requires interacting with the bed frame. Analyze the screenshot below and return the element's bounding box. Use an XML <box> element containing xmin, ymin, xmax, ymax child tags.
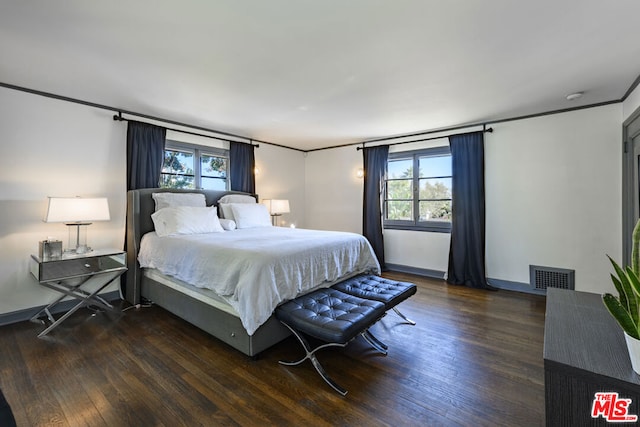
<box><xmin>125</xmin><ymin>188</ymin><xmax>291</xmax><ymax>357</ymax></box>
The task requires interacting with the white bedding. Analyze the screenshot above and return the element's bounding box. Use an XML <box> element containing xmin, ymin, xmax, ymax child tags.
<box><xmin>137</xmin><ymin>227</ymin><xmax>381</xmax><ymax>335</ymax></box>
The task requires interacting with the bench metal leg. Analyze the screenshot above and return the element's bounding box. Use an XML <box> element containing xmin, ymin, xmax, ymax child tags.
<box><xmin>278</xmin><ymin>321</ymin><xmax>349</xmax><ymax>396</ymax></box>
<box><xmin>392</xmin><ymin>307</ymin><xmax>416</xmax><ymax>325</ymax></box>
<box><xmin>361</xmin><ymin>329</ymin><xmax>388</xmax><ymax>354</ymax></box>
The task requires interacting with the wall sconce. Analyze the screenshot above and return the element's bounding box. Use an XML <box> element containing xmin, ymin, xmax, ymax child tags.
<box><xmin>44</xmin><ymin>197</ymin><xmax>110</xmax><ymax>254</ymax></box>
<box><xmin>254</xmin><ymin>167</ymin><xmax>261</xmax><ymax>175</ymax></box>
<box><xmin>356</xmin><ymin>168</ymin><xmax>365</xmax><ymax>179</ymax></box>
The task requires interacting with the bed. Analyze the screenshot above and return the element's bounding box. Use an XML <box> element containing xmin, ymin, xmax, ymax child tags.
<box><xmin>125</xmin><ymin>188</ymin><xmax>380</xmax><ymax>356</ymax></box>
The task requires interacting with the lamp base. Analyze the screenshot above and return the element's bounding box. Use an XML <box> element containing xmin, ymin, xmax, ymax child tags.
<box><xmin>65</xmin><ymin>245</ymin><xmax>92</xmax><ymax>255</ymax></box>
<box><xmin>65</xmin><ymin>222</ymin><xmax>92</xmax><ymax>254</ymax></box>
<box><xmin>271</xmin><ymin>214</ymin><xmax>282</xmax><ymax>226</ymax></box>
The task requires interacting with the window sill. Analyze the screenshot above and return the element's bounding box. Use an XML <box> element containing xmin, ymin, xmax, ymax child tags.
<box><xmin>383</xmin><ymin>224</ymin><xmax>451</xmax><ymax>233</ymax></box>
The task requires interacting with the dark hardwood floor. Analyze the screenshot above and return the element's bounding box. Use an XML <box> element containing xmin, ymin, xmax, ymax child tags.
<box><xmin>0</xmin><ymin>272</ymin><xmax>546</xmax><ymax>426</ymax></box>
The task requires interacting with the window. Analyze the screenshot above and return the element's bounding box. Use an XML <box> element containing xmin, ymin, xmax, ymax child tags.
<box><xmin>160</xmin><ymin>141</ymin><xmax>228</xmax><ymax>190</ymax></box>
<box><xmin>384</xmin><ymin>146</ymin><xmax>452</xmax><ymax>232</ymax></box>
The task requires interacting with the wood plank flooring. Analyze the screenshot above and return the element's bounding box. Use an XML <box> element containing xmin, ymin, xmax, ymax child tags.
<box><xmin>0</xmin><ymin>272</ymin><xmax>546</xmax><ymax>426</ymax></box>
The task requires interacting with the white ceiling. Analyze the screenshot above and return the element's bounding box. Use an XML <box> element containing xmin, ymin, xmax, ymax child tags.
<box><xmin>1</xmin><ymin>1</ymin><xmax>640</xmax><ymax>151</ymax></box>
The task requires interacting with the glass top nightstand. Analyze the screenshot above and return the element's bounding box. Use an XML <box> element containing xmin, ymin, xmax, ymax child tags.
<box><xmin>29</xmin><ymin>249</ymin><xmax>127</xmax><ymax>337</ymax></box>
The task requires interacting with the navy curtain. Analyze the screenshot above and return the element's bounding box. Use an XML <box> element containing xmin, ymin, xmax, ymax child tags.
<box><xmin>363</xmin><ymin>145</ymin><xmax>389</xmax><ymax>270</ymax></box>
<box><xmin>229</xmin><ymin>141</ymin><xmax>256</xmax><ymax>193</ymax></box>
<box><xmin>447</xmin><ymin>131</ymin><xmax>490</xmax><ymax>289</ymax></box>
<box><xmin>124</xmin><ymin>120</ymin><xmax>166</xmax><ymax>298</ymax></box>
<box><xmin>126</xmin><ymin>121</ymin><xmax>166</xmax><ymax>191</ymax></box>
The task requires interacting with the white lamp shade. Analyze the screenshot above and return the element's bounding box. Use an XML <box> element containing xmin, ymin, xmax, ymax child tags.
<box><xmin>271</xmin><ymin>199</ymin><xmax>290</xmax><ymax>214</ymax></box>
<box><xmin>261</xmin><ymin>199</ymin><xmax>290</xmax><ymax>215</ymax></box>
<box><xmin>44</xmin><ymin>197</ymin><xmax>111</xmax><ymax>223</ymax></box>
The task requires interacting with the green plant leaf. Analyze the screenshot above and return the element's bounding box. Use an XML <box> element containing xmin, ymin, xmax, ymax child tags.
<box><xmin>611</xmin><ymin>273</ymin><xmax>626</xmax><ymax>307</ymax></box>
<box><xmin>625</xmin><ymin>267</ymin><xmax>640</xmax><ymax>326</ymax></box>
<box><xmin>603</xmin><ymin>293</ymin><xmax>640</xmax><ymax>339</ymax></box>
<box><xmin>627</xmin><ymin>266</ymin><xmax>640</xmax><ymax>296</ymax></box>
<box><xmin>609</xmin><ymin>256</ymin><xmax>639</xmax><ymax>321</ymax></box>
<box><xmin>633</xmin><ymin>218</ymin><xmax>640</xmax><ymax>275</ymax></box>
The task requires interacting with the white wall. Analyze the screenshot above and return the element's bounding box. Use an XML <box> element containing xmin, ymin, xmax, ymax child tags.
<box><xmin>305</xmin><ymin>104</ymin><xmax>624</xmax><ymax>294</ymax></box>
<box><xmin>485</xmin><ymin>105</ymin><xmax>622</xmax><ymax>294</ymax></box>
<box><xmin>305</xmin><ymin>146</ymin><xmax>363</xmax><ymax>232</ymax></box>
<box><xmin>0</xmin><ymin>87</ymin><xmax>127</xmax><ymax>315</ymax></box>
<box><xmin>0</xmin><ymin>88</ymin><xmax>306</xmax><ymax>316</ymax></box>
<box><xmin>255</xmin><ymin>144</ymin><xmax>306</xmax><ymax>228</ymax></box>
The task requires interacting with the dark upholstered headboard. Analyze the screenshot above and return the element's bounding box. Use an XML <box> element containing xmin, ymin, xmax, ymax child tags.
<box><xmin>124</xmin><ymin>188</ymin><xmax>257</xmax><ymax>304</ymax></box>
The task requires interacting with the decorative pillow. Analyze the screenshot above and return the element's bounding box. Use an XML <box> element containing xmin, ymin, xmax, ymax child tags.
<box><xmin>219</xmin><ymin>218</ymin><xmax>237</xmax><ymax>231</ymax></box>
<box><xmin>218</xmin><ymin>194</ymin><xmax>256</xmax><ymax>204</ymax></box>
<box><xmin>152</xmin><ymin>192</ymin><xmax>206</xmax><ymax>211</ymax></box>
<box><xmin>151</xmin><ymin>206</ymin><xmax>224</xmax><ymax>237</ymax></box>
<box><xmin>230</xmin><ymin>203</ymin><xmax>272</xmax><ymax>229</ymax></box>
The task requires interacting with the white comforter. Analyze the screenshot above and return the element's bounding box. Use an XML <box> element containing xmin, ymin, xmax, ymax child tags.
<box><xmin>137</xmin><ymin>227</ymin><xmax>380</xmax><ymax>335</ymax></box>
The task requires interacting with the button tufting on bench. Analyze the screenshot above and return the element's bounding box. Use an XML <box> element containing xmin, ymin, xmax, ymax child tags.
<box><xmin>332</xmin><ymin>274</ymin><xmax>417</xmax><ymax>325</ymax></box>
<box><xmin>276</xmin><ymin>288</ymin><xmax>386</xmax><ymax>344</ymax></box>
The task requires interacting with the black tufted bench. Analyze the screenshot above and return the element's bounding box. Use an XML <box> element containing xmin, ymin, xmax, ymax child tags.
<box><xmin>275</xmin><ymin>288</ymin><xmax>387</xmax><ymax>395</ymax></box>
<box><xmin>332</xmin><ymin>274</ymin><xmax>417</xmax><ymax>325</ymax></box>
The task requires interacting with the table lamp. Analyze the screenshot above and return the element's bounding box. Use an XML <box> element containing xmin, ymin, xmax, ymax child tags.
<box><xmin>261</xmin><ymin>199</ymin><xmax>290</xmax><ymax>226</ymax></box>
<box><xmin>44</xmin><ymin>197</ymin><xmax>110</xmax><ymax>254</ymax></box>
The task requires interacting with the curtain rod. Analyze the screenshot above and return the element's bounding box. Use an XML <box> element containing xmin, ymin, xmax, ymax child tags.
<box><xmin>113</xmin><ymin>112</ymin><xmax>259</xmax><ymax>147</ymax></box>
<box><xmin>113</xmin><ymin>111</ymin><xmax>260</xmax><ymax>147</ymax></box>
<box><xmin>112</xmin><ymin>111</ymin><xmax>307</xmax><ymax>152</ymax></box>
<box><xmin>356</xmin><ymin>126</ymin><xmax>493</xmax><ymax>151</ymax></box>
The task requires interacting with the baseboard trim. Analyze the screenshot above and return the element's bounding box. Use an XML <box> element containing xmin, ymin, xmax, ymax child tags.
<box><xmin>386</xmin><ymin>264</ymin><xmax>545</xmax><ymax>296</ymax></box>
<box><xmin>488</xmin><ymin>278</ymin><xmax>547</xmax><ymax>296</ymax></box>
<box><xmin>0</xmin><ymin>291</ymin><xmax>121</xmax><ymax>327</ymax></box>
<box><xmin>385</xmin><ymin>263</ymin><xmax>445</xmax><ymax>280</ymax></box>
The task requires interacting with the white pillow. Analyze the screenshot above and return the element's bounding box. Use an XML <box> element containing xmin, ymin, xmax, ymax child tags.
<box><xmin>218</xmin><ymin>203</ymin><xmax>235</xmax><ymax>220</ymax></box>
<box><xmin>219</xmin><ymin>218</ymin><xmax>237</xmax><ymax>231</ymax></box>
<box><xmin>230</xmin><ymin>203</ymin><xmax>272</xmax><ymax>229</ymax></box>
<box><xmin>218</xmin><ymin>194</ymin><xmax>256</xmax><ymax>220</ymax></box>
<box><xmin>152</xmin><ymin>192</ymin><xmax>206</xmax><ymax>211</ymax></box>
<box><xmin>151</xmin><ymin>206</ymin><xmax>224</xmax><ymax>237</ymax></box>
<box><xmin>218</xmin><ymin>194</ymin><xmax>256</xmax><ymax>204</ymax></box>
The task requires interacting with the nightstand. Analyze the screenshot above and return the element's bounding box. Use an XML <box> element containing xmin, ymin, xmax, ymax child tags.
<box><xmin>29</xmin><ymin>249</ymin><xmax>127</xmax><ymax>337</ymax></box>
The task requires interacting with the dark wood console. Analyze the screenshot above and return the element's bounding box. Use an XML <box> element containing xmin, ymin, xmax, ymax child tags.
<box><xmin>544</xmin><ymin>288</ymin><xmax>640</xmax><ymax>425</ymax></box>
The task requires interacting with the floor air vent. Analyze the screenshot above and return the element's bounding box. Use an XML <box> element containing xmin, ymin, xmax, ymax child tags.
<box><xmin>529</xmin><ymin>265</ymin><xmax>575</xmax><ymax>291</ymax></box>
